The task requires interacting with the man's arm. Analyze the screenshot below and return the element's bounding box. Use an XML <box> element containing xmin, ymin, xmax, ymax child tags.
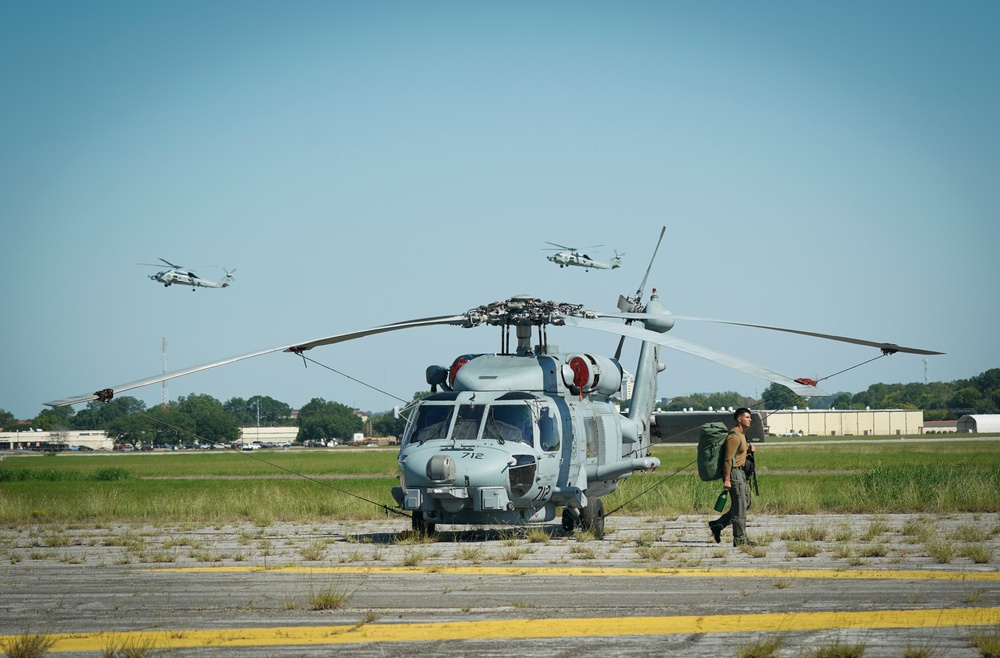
<box><xmin>722</xmin><ymin>431</ymin><xmax>739</xmax><ymax>490</ymax></box>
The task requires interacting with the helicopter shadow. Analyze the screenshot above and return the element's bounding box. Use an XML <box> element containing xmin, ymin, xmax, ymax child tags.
<box><xmin>343</xmin><ymin>524</ymin><xmax>569</xmax><ymax>545</ymax></box>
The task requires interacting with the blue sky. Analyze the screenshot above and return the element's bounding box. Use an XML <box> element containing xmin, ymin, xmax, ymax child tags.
<box><xmin>2</xmin><ymin>1</ymin><xmax>997</xmax><ymax>420</ymax></box>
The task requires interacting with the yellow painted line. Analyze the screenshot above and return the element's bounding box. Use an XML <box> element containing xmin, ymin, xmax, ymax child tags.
<box><xmin>149</xmin><ymin>565</ymin><xmax>1000</xmax><ymax>581</ymax></box>
<box><xmin>18</xmin><ymin>607</ymin><xmax>1000</xmax><ymax>654</ymax></box>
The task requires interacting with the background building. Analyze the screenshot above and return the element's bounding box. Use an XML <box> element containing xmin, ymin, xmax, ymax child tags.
<box><xmin>956</xmin><ymin>414</ymin><xmax>1000</xmax><ymax>433</ymax></box>
<box><xmin>652</xmin><ymin>408</ymin><xmax>927</xmax><ymax>442</ymax></box>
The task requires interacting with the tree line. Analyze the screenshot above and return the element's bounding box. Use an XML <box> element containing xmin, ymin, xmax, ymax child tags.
<box><xmin>1</xmin><ymin>369</ymin><xmax>996</xmax><ymax>443</ymax></box>
<box><xmin>0</xmin><ymin>393</ymin><xmax>413</xmax><ymax>447</ymax></box>
<box><xmin>653</xmin><ymin>368</ymin><xmax>1000</xmax><ymax>421</ymax></box>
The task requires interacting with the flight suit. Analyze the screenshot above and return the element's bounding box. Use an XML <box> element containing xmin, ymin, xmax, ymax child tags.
<box><xmin>711</xmin><ymin>428</ymin><xmax>751</xmax><ymax>545</ymax></box>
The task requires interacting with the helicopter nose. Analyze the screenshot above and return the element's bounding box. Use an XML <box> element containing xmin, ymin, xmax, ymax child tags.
<box><xmin>426</xmin><ymin>454</ymin><xmax>456</xmax><ymax>483</ymax></box>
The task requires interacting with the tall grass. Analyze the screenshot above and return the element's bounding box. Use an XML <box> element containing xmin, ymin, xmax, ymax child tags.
<box><xmin>1</xmin><ymin>440</ymin><xmax>996</xmax><ymax>524</ymax></box>
<box><xmin>0</xmin><ymin>478</ymin><xmax>398</xmax><ymax>524</ymax></box>
<box><xmin>651</xmin><ymin>440</ymin><xmax>998</xmax><ymax>473</ymax></box>
<box><xmin>605</xmin><ymin>465</ymin><xmax>998</xmax><ymax>516</ymax></box>
<box><xmin>0</xmin><ymin>467</ymin><xmax>131</xmax><ymax>482</ymax></box>
<box><xmin>0</xmin><ymin>449</ymin><xmax>398</xmax><ymax>478</ymax></box>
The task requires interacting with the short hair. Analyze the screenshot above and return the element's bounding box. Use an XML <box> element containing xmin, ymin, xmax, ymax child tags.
<box><xmin>734</xmin><ymin>407</ymin><xmax>752</xmax><ymax>422</ymax></box>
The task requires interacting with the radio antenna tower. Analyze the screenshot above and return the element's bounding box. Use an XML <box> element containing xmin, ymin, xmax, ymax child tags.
<box><xmin>162</xmin><ymin>337</ymin><xmax>169</xmax><ymax>409</ymax></box>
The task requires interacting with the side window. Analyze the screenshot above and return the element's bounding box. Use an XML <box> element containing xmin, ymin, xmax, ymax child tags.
<box><xmin>585</xmin><ymin>416</ymin><xmax>599</xmax><ymax>458</ymax></box>
<box><xmin>452</xmin><ymin>405</ymin><xmax>485</xmax><ymax>441</ymax></box>
<box><xmin>407</xmin><ymin>405</ymin><xmax>453</xmax><ymax>444</ymax></box>
<box><xmin>484</xmin><ymin>405</ymin><xmax>533</xmax><ymax>446</ymax></box>
<box><xmin>539</xmin><ymin>407</ymin><xmax>560</xmax><ymax>452</ymax></box>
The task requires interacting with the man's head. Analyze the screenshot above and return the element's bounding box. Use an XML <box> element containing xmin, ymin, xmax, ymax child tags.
<box><xmin>734</xmin><ymin>407</ymin><xmax>752</xmax><ymax>424</ymax></box>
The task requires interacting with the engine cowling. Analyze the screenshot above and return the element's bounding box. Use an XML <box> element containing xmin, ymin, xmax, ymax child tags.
<box><xmin>561</xmin><ymin>353</ymin><xmax>623</xmax><ymax>397</ymax></box>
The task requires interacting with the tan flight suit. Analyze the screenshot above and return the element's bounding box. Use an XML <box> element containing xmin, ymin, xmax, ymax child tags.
<box><xmin>711</xmin><ymin>426</ymin><xmax>751</xmax><ymax>545</ymax></box>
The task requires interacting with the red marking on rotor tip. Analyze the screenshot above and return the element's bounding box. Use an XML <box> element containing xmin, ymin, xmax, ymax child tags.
<box><xmin>794</xmin><ymin>378</ymin><xmax>818</xmax><ymax>387</ymax></box>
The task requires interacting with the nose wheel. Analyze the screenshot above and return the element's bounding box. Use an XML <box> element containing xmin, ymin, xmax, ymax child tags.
<box><xmin>561</xmin><ymin>508</ymin><xmax>575</xmax><ymax>532</ymax></box>
<box><xmin>411</xmin><ymin>511</ymin><xmax>436</xmax><ymax>536</ymax></box>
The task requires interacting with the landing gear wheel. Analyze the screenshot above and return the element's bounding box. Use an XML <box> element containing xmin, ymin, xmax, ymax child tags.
<box><xmin>561</xmin><ymin>508</ymin><xmax>575</xmax><ymax>533</ymax></box>
<box><xmin>411</xmin><ymin>511</ymin><xmax>436</xmax><ymax>536</ymax></box>
<box><xmin>580</xmin><ymin>498</ymin><xmax>605</xmax><ymax>539</ymax></box>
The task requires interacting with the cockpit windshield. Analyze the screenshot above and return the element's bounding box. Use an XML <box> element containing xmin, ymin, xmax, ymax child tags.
<box><xmin>406</xmin><ymin>402</ymin><xmax>535</xmax><ymax>446</ymax></box>
<box><xmin>408</xmin><ymin>405</ymin><xmax>453</xmax><ymax>444</ymax></box>
<box><xmin>483</xmin><ymin>404</ymin><xmax>533</xmax><ymax>446</ymax></box>
<box><xmin>452</xmin><ymin>405</ymin><xmax>485</xmax><ymax>441</ymax></box>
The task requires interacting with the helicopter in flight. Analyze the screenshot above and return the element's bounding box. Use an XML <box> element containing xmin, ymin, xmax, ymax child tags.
<box><xmin>141</xmin><ymin>258</ymin><xmax>235</xmax><ymax>290</ymax></box>
<box><xmin>545</xmin><ymin>242</ymin><xmax>622</xmax><ymax>271</ymax></box>
<box><xmin>51</xmin><ymin>232</ymin><xmax>941</xmax><ymax>538</ymax></box>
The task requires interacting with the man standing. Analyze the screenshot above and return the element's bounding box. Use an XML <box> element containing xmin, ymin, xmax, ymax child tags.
<box><xmin>709</xmin><ymin>407</ymin><xmax>756</xmax><ymax>546</ymax></box>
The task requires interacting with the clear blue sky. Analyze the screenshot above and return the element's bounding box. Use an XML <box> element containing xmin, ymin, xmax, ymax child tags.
<box><xmin>2</xmin><ymin>1</ymin><xmax>997</xmax><ymax>421</ymax></box>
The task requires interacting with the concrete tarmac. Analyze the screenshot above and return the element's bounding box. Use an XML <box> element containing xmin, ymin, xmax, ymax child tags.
<box><xmin>1</xmin><ymin>513</ymin><xmax>998</xmax><ymax>657</ymax></box>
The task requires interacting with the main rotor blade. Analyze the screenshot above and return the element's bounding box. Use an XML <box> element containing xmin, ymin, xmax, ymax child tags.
<box><xmin>563</xmin><ymin>316</ymin><xmax>828</xmax><ymax>396</ymax></box>
<box><xmin>635</xmin><ymin>226</ymin><xmax>666</xmax><ymax>300</ymax></box>
<box><xmin>284</xmin><ymin>314</ymin><xmax>468</xmax><ymax>352</ymax></box>
<box><xmin>667</xmin><ymin>316</ymin><xmax>944</xmax><ymax>356</ymax></box>
<box><xmin>44</xmin><ymin>314</ymin><xmax>468</xmax><ymax>407</ymax></box>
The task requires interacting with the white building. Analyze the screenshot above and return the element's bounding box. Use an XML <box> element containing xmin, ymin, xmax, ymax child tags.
<box><xmin>762</xmin><ymin>408</ymin><xmax>925</xmax><ymax>437</ymax></box>
<box><xmin>956</xmin><ymin>414</ymin><xmax>1000</xmax><ymax>433</ymax></box>
<box><xmin>0</xmin><ymin>430</ymin><xmax>113</xmax><ymax>451</ymax></box>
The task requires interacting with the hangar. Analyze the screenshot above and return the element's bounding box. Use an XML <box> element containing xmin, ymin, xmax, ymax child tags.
<box><xmin>652</xmin><ymin>408</ymin><xmax>927</xmax><ymax>441</ymax></box>
<box><xmin>956</xmin><ymin>414</ymin><xmax>1000</xmax><ymax>433</ymax></box>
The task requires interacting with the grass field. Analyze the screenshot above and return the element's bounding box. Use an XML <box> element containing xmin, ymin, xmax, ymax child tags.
<box><xmin>0</xmin><ymin>438</ymin><xmax>997</xmax><ymax>524</ymax></box>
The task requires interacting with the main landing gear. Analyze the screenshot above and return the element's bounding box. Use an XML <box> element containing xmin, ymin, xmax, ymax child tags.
<box><xmin>561</xmin><ymin>498</ymin><xmax>605</xmax><ymax>539</ymax></box>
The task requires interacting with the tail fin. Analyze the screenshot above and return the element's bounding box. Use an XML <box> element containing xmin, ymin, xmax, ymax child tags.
<box><xmin>220</xmin><ymin>268</ymin><xmax>236</xmax><ymax>288</ymax></box>
<box><xmin>627</xmin><ymin>289</ymin><xmax>672</xmax><ymax>435</ymax></box>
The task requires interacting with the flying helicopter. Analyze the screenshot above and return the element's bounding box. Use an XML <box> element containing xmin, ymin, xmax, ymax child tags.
<box><xmin>141</xmin><ymin>258</ymin><xmax>235</xmax><ymax>290</ymax></box>
<box><xmin>51</xmin><ymin>233</ymin><xmax>941</xmax><ymax>539</ymax></box>
<box><xmin>545</xmin><ymin>242</ymin><xmax>622</xmax><ymax>271</ymax></box>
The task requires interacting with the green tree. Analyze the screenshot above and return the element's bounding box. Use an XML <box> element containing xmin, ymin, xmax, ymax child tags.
<box><xmin>829</xmin><ymin>392</ymin><xmax>855</xmax><ymax>409</ymax></box>
<box><xmin>370</xmin><ymin>411</ymin><xmax>406</xmax><ymax>440</ymax></box>
<box><xmin>105</xmin><ymin>412</ymin><xmax>159</xmax><ymax>447</ymax></box>
<box><xmin>71</xmin><ymin>397</ymin><xmax>147</xmax><ymax>430</ymax></box>
<box><xmin>968</xmin><ymin>368</ymin><xmax>1000</xmax><ymax>413</ymax></box>
<box><xmin>31</xmin><ymin>406</ymin><xmax>74</xmax><ymax>431</ymax></box>
<box><xmin>947</xmin><ymin>387</ymin><xmax>984</xmax><ymax>414</ymax></box>
<box><xmin>296</xmin><ymin>398</ymin><xmax>362</xmax><ymax>443</ymax></box>
<box><xmin>0</xmin><ymin>408</ymin><xmax>16</xmax><ymax>431</ymax></box>
<box><xmin>174</xmin><ymin>394</ymin><xmax>240</xmax><ymax>444</ymax></box>
<box><xmin>146</xmin><ymin>406</ymin><xmax>198</xmax><ymax>446</ymax></box>
<box><xmin>223</xmin><ymin>397</ymin><xmax>253</xmax><ymax>426</ymax></box>
<box><xmin>760</xmin><ymin>383</ymin><xmax>807</xmax><ymax>410</ymax></box>
<box><xmin>661</xmin><ymin>393</ymin><xmax>711</xmax><ymax>411</ymax></box>
<box><xmin>223</xmin><ymin>395</ymin><xmax>292</xmax><ymax>427</ymax></box>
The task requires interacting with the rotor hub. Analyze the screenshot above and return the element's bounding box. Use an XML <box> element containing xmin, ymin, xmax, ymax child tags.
<box><xmin>463</xmin><ymin>297</ymin><xmax>593</xmax><ymax>328</ymax></box>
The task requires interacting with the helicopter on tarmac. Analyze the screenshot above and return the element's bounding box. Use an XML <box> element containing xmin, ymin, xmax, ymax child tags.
<box><xmin>51</xmin><ymin>234</ymin><xmax>941</xmax><ymax>538</ymax></box>
<box><xmin>141</xmin><ymin>258</ymin><xmax>235</xmax><ymax>290</ymax></box>
<box><xmin>545</xmin><ymin>242</ymin><xmax>622</xmax><ymax>271</ymax></box>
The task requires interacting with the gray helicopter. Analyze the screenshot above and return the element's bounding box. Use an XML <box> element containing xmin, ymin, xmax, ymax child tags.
<box><xmin>545</xmin><ymin>242</ymin><xmax>622</xmax><ymax>271</ymax></box>
<box><xmin>49</xmin><ymin>236</ymin><xmax>941</xmax><ymax>538</ymax></box>
<box><xmin>141</xmin><ymin>258</ymin><xmax>235</xmax><ymax>290</ymax></box>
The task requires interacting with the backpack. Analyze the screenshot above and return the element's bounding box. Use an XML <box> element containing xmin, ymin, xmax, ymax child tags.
<box><xmin>697</xmin><ymin>422</ymin><xmax>731</xmax><ymax>481</ymax></box>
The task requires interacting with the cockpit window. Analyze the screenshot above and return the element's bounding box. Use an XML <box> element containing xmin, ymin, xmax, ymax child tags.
<box><xmin>452</xmin><ymin>405</ymin><xmax>485</xmax><ymax>441</ymax></box>
<box><xmin>408</xmin><ymin>405</ymin><xmax>454</xmax><ymax>444</ymax></box>
<box><xmin>539</xmin><ymin>408</ymin><xmax>559</xmax><ymax>452</ymax></box>
<box><xmin>483</xmin><ymin>405</ymin><xmax>533</xmax><ymax>446</ymax></box>
<box><xmin>408</xmin><ymin>403</ymin><xmax>537</xmax><ymax>446</ymax></box>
